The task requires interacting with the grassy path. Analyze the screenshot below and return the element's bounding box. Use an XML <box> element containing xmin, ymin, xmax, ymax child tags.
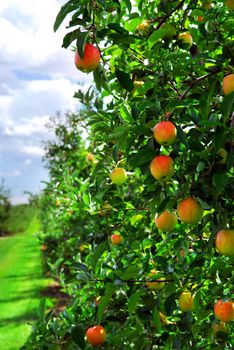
<box><xmin>0</xmin><ymin>214</ymin><xmax>50</xmax><ymax>350</ymax></box>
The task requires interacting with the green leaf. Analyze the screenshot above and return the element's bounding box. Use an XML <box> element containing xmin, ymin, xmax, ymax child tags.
<box><xmin>71</xmin><ymin>324</ymin><xmax>86</xmax><ymax>348</ymax></box>
<box><xmin>97</xmin><ymin>285</ymin><xmax>116</xmax><ymax>324</ymax></box>
<box><xmin>212</xmin><ymin>173</ymin><xmax>229</xmax><ymax>193</ymax></box>
<box><xmin>62</xmin><ymin>30</ymin><xmax>78</xmax><ymax>48</ymax></box>
<box><xmin>108</xmin><ymin>23</ymin><xmax>129</xmax><ymax>34</ymax></box>
<box><xmin>128</xmin><ymin>290</ymin><xmax>143</xmax><ymax>315</ymax></box>
<box><xmin>115</xmin><ymin>69</ymin><xmax>134</xmax><ymax>91</ymax></box>
<box><xmin>148</xmin><ymin>29</ymin><xmax>166</xmax><ymax>48</ymax></box>
<box><xmin>54</xmin><ymin>1</ymin><xmax>77</xmax><ymax>32</ymax></box>
<box><xmin>153</xmin><ymin>307</ymin><xmax>161</xmax><ymax>332</ymax></box>
<box><xmin>82</xmin><ymin>192</ymin><xmax>90</xmax><ymax>206</ymax></box>
<box><xmin>115</xmin><ymin>266</ymin><xmax>139</xmax><ymax>281</ymax></box>
<box><xmin>76</xmin><ymin>31</ymin><xmax>89</xmax><ymax>59</ymax></box>
<box><xmin>92</xmin><ymin>241</ymin><xmax>108</xmax><ymax>271</ymax></box>
<box><xmin>119</xmin><ymin>105</ymin><xmax>134</xmax><ymax>124</ymax></box>
<box><xmin>122</xmin><ymin>0</ymin><xmax>132</xmax><ymax>12</ymax></box>
<box><xmin>221</xmin><ymin>91</ymin><xmax>234</xmax><ymax>122</ymax></box>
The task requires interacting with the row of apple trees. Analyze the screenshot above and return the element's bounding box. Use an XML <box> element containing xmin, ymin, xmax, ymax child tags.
<box><xmin>23</xmin><ymin>0</ymin><xmax>233</xmax><ymax>349</ymax></box>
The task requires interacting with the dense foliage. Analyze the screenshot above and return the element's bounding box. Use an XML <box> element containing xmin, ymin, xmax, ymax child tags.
<box><xmin>23</xmin><ymin>1</ymin><xmax>234</xmax><ymax>349</ymax></box>
<box><xmin>0</xmin><ymin>180</ymin><xmax>11</xmax><ymax>236</ymax></box>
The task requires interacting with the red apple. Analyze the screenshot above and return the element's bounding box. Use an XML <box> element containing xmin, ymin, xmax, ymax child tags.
<box><xmin>222</xmin><ymin>74</ymin><xmax>234</xmax><ymax>95</ymax></box>
<box><xmin>215</xmin><ymin>229</ymin><xmax>234</xmax><ymax>256</ymax></box>
<box><xmin>214</xmin><ymin>300</ymin><xmax>234</xmax><ymax>323</ymax></box>
<box><xmin>177</xmin><ymin>197</ymin><xmax>204</xmax><ymax>224</ymax></box>
<box><xmin>75</xmin><ymin>44</ymin><xmax>100</xmax><ymax>73</ymax></box>
<box><xmin>153</xmin><ymin>121</ymin><xmax>177</xmax><ymax>146</ymax></box>
<box><xmin>154</xmin><ymin>210</ymin><xmax>177</xmax><ymax>232</ymax></box>
<box><xmin>111</xmin><ymin>233</ymin><xmax>123</xmax><ymax>245</ymax></box>
<box><xmin>86</xmin><ymin>325</ymin><xmax>106</xmax><ymax>346</ymax></box>
<box><xmin>150</xmin><ymin>155</ymin><xmax>174</xmax><ymax>181</ymax></box>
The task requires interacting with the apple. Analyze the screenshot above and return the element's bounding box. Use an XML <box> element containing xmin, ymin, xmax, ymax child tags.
<box><xmin>197</xmin><ymin>16</ymin><xmax>204</xmax><ymax>22</ymax></box>
<box><xmin>75</xmin><ymin>44</ymin><xmax>100</xmax><ymax>73</ymax></box>
<box><xmin>216</xmin><ymin>148</ymin><xmax>227</xmax><ymax>164</ymax></box>
<box><xmin>86</xmin><ymin>152</ymin><xmax>95</xmax><ymax>162</ymax></box>
<box><xmin>178</xmin><ymin>32</ymin><xmax>193</xmax><ymax>46</ymax></box>
<box><xmin>222</xmin><ymin>74</ymin><xmax>234</xmax><ymax>95</ymax></box>
<box><xmin>111</xmin><ymin>232</ymin><xmax>123</xmax><ymax>245</ymax></box>
<box><xmin>136</xmin><ymin>20</ymin><xmax>150</xmax><ymax>32</ymax></box>
<box><xmin>177</xmin><ymin>197</ymin><xmax>204</xmax><ymax>224</ymax></box>
<box><xmin>146</xmin><ymin>270</ymin><xmax>165</xmax><ymax>291</ymax></box>
<box><xmin>99</xmin><ymin>203</ymin><xmax>112</xmax><ymax>216</ymax></box>
<box><xmin>178</xmin><ymin>291</ymin><xmax>194</xmax><ymax>312</ymax></box>
<box><xmin>110</xmin><ymin>168</ymin><xmax>127</xmax><ymax>185</ymax></box>
<box><xmin>153</xmin><ymin>121</ymin><xmax>177</xmax><ymax>146</ymax></box>
<box><xmin>215</xmin><ymin>229</ymin><xmax>234</xmax><ymax>256</ymax></box>
<box><xmin>160</xmin><ymin>23</ymin><xmax>176</xmax><ymax>39</ymax></box>
<box><xmin>214</xmin><ymin>300</ymin><xmax>234</xmax><ymax>323</ymax></box>
<box><xmin>212</xmin><ymin>321</ymin><xmax>229</xmax><ymax>337</ymax></box>
<box><xmin>150</xmin><ymin>155</ymin><xmax>174</xmax><ymax>181</ymax></box>
<box><xmin>86</xmin><ymin>325</ymin><xmax>106</xmax><ymax>346</ymax></box>
<box><xmin>226</xmin><ymin>0</ymin><xmax>234</xmax><ymax>10</ymax></box>
<box><xmin>154</xmin><ymin>210</ymin><xmax>177</xmax><ymax>232</ymax></box>
<box><xmin>40</xmin><ymin>244</ymin><xmax>47</xmax><ymax>251</ymax></box>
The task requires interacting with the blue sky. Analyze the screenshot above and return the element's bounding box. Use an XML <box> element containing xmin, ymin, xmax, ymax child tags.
<box><xmin>0</xmin><ymin>0</ymin><xmax>91</xmax><ymax>204</ymax></box>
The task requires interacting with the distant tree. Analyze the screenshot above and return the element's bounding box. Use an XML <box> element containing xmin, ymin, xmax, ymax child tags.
<box><xmin>0</xmin><ymin>180</ymin><xmax>11</xmax><ymax>235</ymax></box>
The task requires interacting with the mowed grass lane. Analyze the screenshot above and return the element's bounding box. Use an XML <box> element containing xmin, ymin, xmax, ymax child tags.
<box><xmin>0</xmin><ymin>214</ymin><xmax>49</xmax><ymax>350</ymax></box>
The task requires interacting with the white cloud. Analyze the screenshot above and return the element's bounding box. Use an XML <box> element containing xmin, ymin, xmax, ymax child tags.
<box><xmin>21</xmin><ymin>146</ymin><xmax>45</xmax><ymax>157</ymax></box>
<box><xmin>0</xmin><ymin>0</ymin><xmax>93</xmax><ymax>203</ymax></box>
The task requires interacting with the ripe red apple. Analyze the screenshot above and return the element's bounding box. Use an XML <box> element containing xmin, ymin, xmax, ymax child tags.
<box><xmin>110</xmin><ymin>168</ymin><xmax>127</xmax><ymax>185</ymax></box>
<box><xmin>150</xmin><ymin>155</ymin><xmax>174</xmax><ymax>181</ymax></box>
<box><xmin>153</xmin><ymin>121</ymin><xmax>177</xmax><ymax>146</ymax></box>
<box><xmin>222</xmin><ymin>74</ymin><xmax>234</xmax><ymax>95</ymax></box>
<box><xmin>178</xmin><ymin>32</ymin><xmax>193</xmax><ymax>46</ymax></box>
<box><xmin>177</xmin><ymin>197</ymin><xmax>204</xmax><ymax>224</ymax></box>
<box><xmin>146</xmin><ymin>270</ymin><xmax>165</xmax><ymax>291</ymax></box>
<box><xmin>178</xmin><ymin>291</ymin><xmax>194</xmax><ymax>312</ymax></box>
<box><xmin>215</xmin><ymin>229</ymin><xmax>234</xmax><ymax>256</ymax></box>
<box><xmin>154</xmin><ymin>210</ymin><xmax>177</xmax><ymax>232</ymax></box>
<box><xmin>86</xmin><ymin>325</ymin><xmax>106</xmax><ymax>346</ymax></box>
<box><xmin>111</xmin><ymin>232</ymin><xmax>123</xmax><ymax>245</ymax></box>
<box><xmin>74</xmin><ymin>44</ymin><xmax>100</xmax><ymax>73</ymax></box>
<box><xmin>214</xmin><ymin>300</ymin><xmax>234</xmax><ymax>323</ymax></box>
<box><xmin>226</xmin><ymin>0</ymin><xmax>234</xmax><ymax>10</ymax></box>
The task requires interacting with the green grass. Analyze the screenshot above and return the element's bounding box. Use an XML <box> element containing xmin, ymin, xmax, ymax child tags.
<box><xmin>0</xmin><ymin>212</ymin><xmax>51</xmax><ymax>350</ymax></box>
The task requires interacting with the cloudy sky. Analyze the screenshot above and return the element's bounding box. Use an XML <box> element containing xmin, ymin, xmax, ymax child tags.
<box><xmin>0</xmin><ymin>0</ymin><xmax>91</xmax><ymax>204</ymax></box>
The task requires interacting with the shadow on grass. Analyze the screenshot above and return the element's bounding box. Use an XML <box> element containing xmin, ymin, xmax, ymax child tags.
<box><xmin>0</xmin><ymin>312</ymin><xmax>38</xmax><ymax>327</ymax></box>
<box><xmin>1</xmin><ymin>273</ymin><xmax>43</xmax><ymax>281</ymax></box>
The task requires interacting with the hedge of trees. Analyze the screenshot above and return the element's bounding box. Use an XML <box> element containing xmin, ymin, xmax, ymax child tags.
<box><xmin>23</xmin><ymin>1</ymin><xmax>233</xmax><ymax>349</ymax></box>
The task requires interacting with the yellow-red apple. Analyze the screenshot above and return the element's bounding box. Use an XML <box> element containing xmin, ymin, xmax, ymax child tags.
<box><xmin>178</xmin><ymin>291</ymin><xmax>194</xmax><ymax>312</ymax></box>
<box><xmin>75</xmin><ymin>44</ymin><xmax>100</xmax><ymax>73</ymax></box>
<box><xmin>146</xmin><ymin>270</ymin><xmax>165</xmax><ymax>291</ymax></box>
<box><xmin>110</xmin><ymin>168</ymin><xmax>127</xmax><ymax>185</ymax></box>
<box><xmin>178</xmin><ymin>32</ymin><xmax>193</xmax><ymax>46</ymax></box>
<box><xmin>177</xmin><ymin>197</ymin><xmax>204</xmax><ymax>224</ymax></box>
<box><xmin>214</xmin><ymin>300</ymin><xmax>234</xmax><ymax>323</ymax></box>
<box><xmin>154</xmin><ymin>210</ymin><xmax>177</xmax><ymax>232</ymax></box>
<box><xmin>222</xmin><ymin>74</ymin><xmax>234</xmax><ymax>95</ymax></box>
<box><xmin>153</xmin><ymin>121</ymin><xmax>177</xmax><ymax>146</ymax></box>
<box><xmin>215</xmin><ymin>229</ymin><xmax>234</xmax><ymax>256</ymax></box>
<box><xmin>86</xmin><ymin>325</ymin><xmax>106</xmax><ymax>346</ymax></box>
<box><xmin>111</xmin><ymin>232</ymin><xmax>123</xmax><ymax>245</ymax></box>
<box><xmin>150</xmin><ymin>155</ymin><xmax>174</xmax><ymax>181</ymax></box>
